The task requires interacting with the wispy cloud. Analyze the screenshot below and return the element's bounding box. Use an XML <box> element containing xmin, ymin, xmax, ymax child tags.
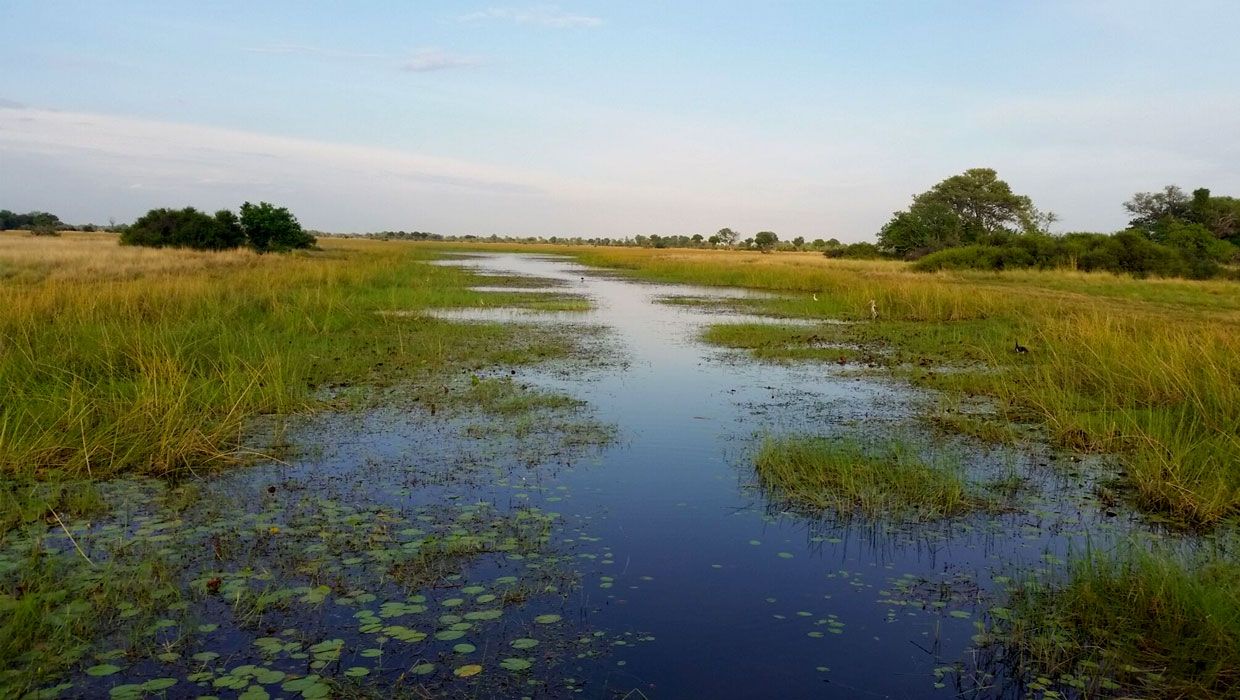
<box><xmin>0</xmin><ymin>98</ymin><xmax>27</xmax><ymax>109</ymax></box>
<box><xmin>242</xmin><ymin>43</ymin><xmax>385</xmax><ymax>59</ymax></box>
<box><xmin>401</xmin><ymin>48</ymin><xmax>483</xmax><ymax>73</ymax></box>
<box><xmin>458</xmin><ymin>5</ymin><xmax>602</xmax><ymax>28</ymax></box>
<box><xmin>0</xmin><ymin>107</ymin><xmax>606</xmax><ymax>232</ymax></box>
<box><xmin>245</xmin><ymin>43</ymin><xmax>482</xmax><ymax>73</ymax></box>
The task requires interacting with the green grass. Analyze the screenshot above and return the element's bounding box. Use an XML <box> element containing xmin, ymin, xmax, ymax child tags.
<box><xmin>701</xmin><ymin>324</ymin><xmax>865</xmax><ymax>363</ymax></box>
<box><xmin>458</xmin><ymin>376</ymin><xmax>584</xmax><ymax>415</ymax></box>
<box><xmin>998</xmin><ymin>540</ymin><xmax>1240</xmax><ymax>698</ymax></box>
<box><xmin>753</xmin><ymin>436</ymin><xmax>989</xmax><ymax>520</ymax></box>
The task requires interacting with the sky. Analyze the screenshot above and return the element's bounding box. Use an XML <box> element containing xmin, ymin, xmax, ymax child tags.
<box><xmin>2</xmin><ymin>1</ymin><xmax>1239</xmax><ymax>240</ymax></box>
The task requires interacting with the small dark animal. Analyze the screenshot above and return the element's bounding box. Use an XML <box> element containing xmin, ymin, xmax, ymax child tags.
<box><xmin>1014</xmin><ymin>341</ymin><xmax>1029</xmax><ymax>354</ymax></box>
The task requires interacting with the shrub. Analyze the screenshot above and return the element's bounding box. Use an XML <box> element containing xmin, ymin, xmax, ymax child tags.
<box><xmin>913</xmin><ymin>229</ymin><xmax>1224</xmax><ymax>279</ymax></box>
<box><xmin>240</xmin><ymin>201</ymin><xmax>315</xmax><ymax>253</ymax></box>
<box><xmin>28</xmin><ymin>223</ymin><xmax>61</xmax><ymax>237</ymax></box>
<box><xmin>823</xmin><ymin>242</ymin><xmax>884</xmax><ymax>259</ymax></box>
<box><xmin>120</xmin><ymin>207</ymin><xmax>247</xmax><ymax>250</ymax></box>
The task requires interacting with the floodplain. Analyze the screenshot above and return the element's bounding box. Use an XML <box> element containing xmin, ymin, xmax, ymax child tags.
<box><xmin>1</xmin><ymin>234</ymin><xmax>1237</xmax><ymax>699</ymax></box>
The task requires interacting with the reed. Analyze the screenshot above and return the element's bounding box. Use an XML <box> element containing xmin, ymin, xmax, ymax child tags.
<box><xmin>1001</xmin><ymin>538</ymin><xmax>1240</xmax><ymax>697</ymax></box>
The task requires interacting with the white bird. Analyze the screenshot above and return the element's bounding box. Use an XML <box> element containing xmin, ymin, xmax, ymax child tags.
<box><xmin>812</xmin><ymin>293</ymin><xmax>818</xmax><ymax>302</ymax></box>
<box><xmin>870</xmin><ymin>299</ymin><xmax>878</xmax><ymax>320</ymax></box>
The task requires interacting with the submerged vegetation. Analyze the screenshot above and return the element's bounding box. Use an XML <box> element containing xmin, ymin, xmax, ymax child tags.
<box><xmin>754</xmin><ymin>437</ymin><xmax>986</xmax><ymax>520</ymax></box>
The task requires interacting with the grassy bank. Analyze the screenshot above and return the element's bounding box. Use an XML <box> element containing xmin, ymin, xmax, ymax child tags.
<box><xmin>535</xmin><ymin>246</ymin><xmax>1240</xmax><ymax>528</ymax></box>
<box><xmin>999</xmin><ymin>540</ymin><xmax>1239</xmax><ymax>697</ymax></box>
<box><xmin>754</xmin><ymin>436</ymin><xmax>986</xmax><ymax>520</ymax></box>
<box><xmin>0</xmin><ymin>233</ymin><xmax>579</xmax><ymax>528</ymax></box>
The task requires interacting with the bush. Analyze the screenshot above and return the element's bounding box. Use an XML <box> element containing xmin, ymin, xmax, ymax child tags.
<box><xmin>0</xmin><ymin>210</ymin><xmax>64</xmax><ymax>231</ymax></box>
<box><xmin>240</xmin><ymin>201</ymin><xmax>315</xmax><ymax>253</ymax></box>
<box><xmin>119</xmin><ymin>202</ymin><xmax>314</xmax><ymax>253</ymax></box>
<box><xmin>120</xmin><ymin>207</ymin><xmax>247</xmax><ymax>250</ymax></box>
<box><xmin>823</xmin><ymin>242</ymin><xmax>884</xmax><ymax>259</ymax></box>
<box><xmin>913</xmin><ymin>229</ymin><xmax>1225</xmax><ymax>279</ymax></box>
<box><xmin>29</xmin><ymin>223</ymin><xmax>61</xmax><ymax>237</ymax></box>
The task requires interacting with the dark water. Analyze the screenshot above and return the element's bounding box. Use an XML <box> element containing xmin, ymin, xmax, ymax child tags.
<box><xmin>30</xmin><ymin>252</ymin><xmax>1138</xmax><ymax>699</ymax></box>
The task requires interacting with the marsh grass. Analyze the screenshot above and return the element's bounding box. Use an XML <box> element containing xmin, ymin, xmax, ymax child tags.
<box><xmin>701</xmin><ymin>324</ymin><xmax>865</xmax><ymax>363</ymax></box>
<box><xmin>928</xmin><ymin>413</ymin><xmax>1023</xmax><ymax>446</ymax></box>
<box><xmin>539</xmin><ymin>245</ymin><xmax>1240</xmax><ymax>527</ymax></box>
<box><xmin>459</xmin><ymin>376</ymin><xmax>584</xmax><ymax>415</ymax></box>
<box><xmin>453</xmin><ymin>377</ymin><xmax>616</xmax><ymax>458</ymax></box>
<box><xmin>0</xmin><ymin>235</ymin><xmax>573</xmax><ymax>479</ymax></box>
<box><xmin>0</xmin><ymin>233</ymin><xmax>593</xmax><ymax>538</ymax></box>
<box><xmin>754</xmin><ymin>436</ymin><xmax>989</xmax><ymax>520</ymax></box>
<box><xmin>999</xmin><ymin>540</ymin><xmax>1240</xmax><ymax>698</ymax></box>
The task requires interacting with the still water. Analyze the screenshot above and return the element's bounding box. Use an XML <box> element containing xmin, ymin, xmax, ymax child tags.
<box><xmin>51</xmin><ymin>252</ymin><xmax>1130</xmax><ymax>699</ymax></box>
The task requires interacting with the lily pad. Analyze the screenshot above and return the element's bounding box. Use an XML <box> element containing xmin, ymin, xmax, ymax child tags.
<box><xmin>454</xmin><ymin>664</ymin><xmax>483</xmax><ymax>678</ymax></box>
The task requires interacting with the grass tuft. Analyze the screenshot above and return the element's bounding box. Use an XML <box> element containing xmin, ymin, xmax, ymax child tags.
<box><xmin>754</xmin><ymin>436</ymin><xmax>989</xmax><ymax>520</ymax></box>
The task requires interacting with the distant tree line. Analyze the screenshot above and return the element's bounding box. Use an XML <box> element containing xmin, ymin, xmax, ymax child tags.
<box><xmin>0</xmin><ymin>209</ymin><xmax>68</xmax><ymax>235</ymax></box>
<box><xmin>120</xmin><ymin>202</ymin><xmax>315</xmax><ymax>253</ymax></box>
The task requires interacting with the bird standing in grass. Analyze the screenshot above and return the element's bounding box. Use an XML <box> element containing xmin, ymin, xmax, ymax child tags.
<box><xmin>1014</xmin><ymin>341</ymin><xmax>1029</xmax><ymax>354</ymax></box>
<box><xmin>812</xmin><ymin>293</ymin><xmax>818</xmax><ymax>302</ymax></box>
<box><xmin>869</xmin><ymin>299</ymin><xmax>878</xmax><ymax>320</ymax></box>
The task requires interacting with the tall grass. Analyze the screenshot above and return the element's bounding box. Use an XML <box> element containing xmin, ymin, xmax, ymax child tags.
<box><xmin>754</xmin><ymin>436</ymin><xmax>984</xmax><ymax>519</ymax></box>
<box><xmin>1002</xmin><ymin>539</ymin><xmax>1240</xmax><ymax>697</ymax></box>
<box><xmin>0</xmin><ymin>233</ymin><xmax>571</xmax><ymax>490</ymax></box>
<box><xmin>537</xmin><ymin>246</ymin><xmax>1240</xmax><ymax>527</ymax></box>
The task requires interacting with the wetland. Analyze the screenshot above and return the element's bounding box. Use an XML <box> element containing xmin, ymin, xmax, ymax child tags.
<box><xmin>2</xmin><ymin>236</ymin><xmax>1237</xmax><ymax>699</ymax></box>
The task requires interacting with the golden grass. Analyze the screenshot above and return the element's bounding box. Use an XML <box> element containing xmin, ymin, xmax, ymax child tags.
<box><xmin>0</xmin><ymin>233</ymin><xmax>571</xmax><ymax>489</ymax></box>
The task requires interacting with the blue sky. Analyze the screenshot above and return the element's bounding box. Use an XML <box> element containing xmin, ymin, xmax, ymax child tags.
<box><xmin>2</xmin><ymin>1</ymin><xmax>1238</xmax><ymax>239</ymax></box>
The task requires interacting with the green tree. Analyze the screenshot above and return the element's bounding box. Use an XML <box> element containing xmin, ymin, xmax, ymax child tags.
<box><xmin>716</xmin><ymin>228</ymin><xmax>739</xmax><ymax>247</ymax></box>
<box><xmin>877</xmin><ymin>168</ymin><xmax>1040</xmax><ymax>258</ymax></box>
<box><xmin>1</xmin><ymin>210</ymin><xmax>64</xmax><ymax>231</ymax></box>
<box><xmin>1189</xmin><ymin>188</ymin><xmax>1240</xmax><ymax>245</ymax></box>
<box><xmin>1124</xmin><ymin>186</ymin><xmax>1192</xmax><ymax>235</ymax></box>
<box><xmin>212</xmin><ymin>209</ymin><xmax>246</xmax><ymax>248</ymax></box>
<box><xmin>878</xmin><ymin>201</ymin><xmax>963</xmax><ymax>257</ymax></box>
<box><xmin>754</xmin><ymin>231</ymin><xmax>778</xmax><ymax>252</ymax></box>
<box><xmin>239</xmin><ymin>201</ymin><xmax>315</xmax><ymax>253</ymax></box>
